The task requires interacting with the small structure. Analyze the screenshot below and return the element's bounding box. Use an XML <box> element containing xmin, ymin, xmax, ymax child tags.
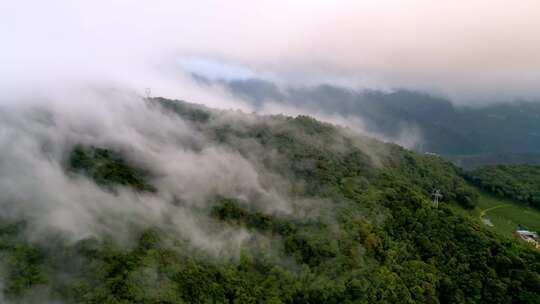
<box><xmin>513</xmin><ymin>229</ymin><xmax>540</xmax><ymax>249</ymax></box>
<box><xmin>431</xmin><ymin>189</ymin><xmax>443</xmax><ymax>208</ymax></box>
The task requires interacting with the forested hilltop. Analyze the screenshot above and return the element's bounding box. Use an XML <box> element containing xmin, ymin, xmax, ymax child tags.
<box><xmin>467</xmin><ymin>164</ymin><xmax>540</xmax><ymax>210</ymax></box>
<box><xmin>0</xmin><ymin>97</ymin><xmax>539</xmax><ymax>303</ymax></box>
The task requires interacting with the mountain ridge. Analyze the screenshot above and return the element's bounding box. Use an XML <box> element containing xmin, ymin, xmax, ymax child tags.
<box><xmin>0</xmin><ymin>97</ymin><xmax>538</xmax><ymax>303</ymax></box>
<box><xmin>199</xmin><ymin>77</ymin><xmax>540</xmax><ymax>167</ymax></box>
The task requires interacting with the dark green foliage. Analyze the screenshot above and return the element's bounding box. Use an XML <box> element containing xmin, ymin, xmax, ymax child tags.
<box><xmin>151</xmin><ymin>97</ymin><xmax>211</xmax><ymax>123</ymax></box>
<box><xmin>68</xmin><ymin>145</ymin><xmax>156</xmax><ymax>192</ymax></box>
<box><xmin>211</xmin><ymin>198</ymin><xmax>297</xmax><ymax>235</ymax></box>
<box><xmin>0</xmin><ymin>221</ymin><xmax>47</xmax><ymax>299</ymax></box>
<box><xmin>3</xmin><ymin>99</ymin><xmax>539</xmax><ymax>303</ymax></box>
<box><xmin>385</xmin><ymin>150</ymin><xmax>479</xmax><ymax>209</ymax></box>
<box><xmin>208</xmin><ymin>114</ymin><xmax>378</xmax><ymax>197</ymax></box>
<box><xmin>467</xmin><ymin>164</ymin><xmax>540</xmax><ymax>210</ymax></box>
<box><xmin>378</xmin><ymin>184</ymin><xmax>540</xmax><ymax>304</ymax></box>
<box><xmin>5</xmin><ymin>245</ymin><xmax>47</xmax><ymax>296</ymax></box>
<box><xmin>211</xmin><ymin>198</ymin><xmax>339</xmax><ymax>267</ymax></box>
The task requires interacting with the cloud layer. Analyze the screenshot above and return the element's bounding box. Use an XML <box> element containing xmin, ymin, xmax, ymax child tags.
<box><xmin>0</xmin><ymin>90</ymin><xmax>299</xmax><ymax>258</ymax></box>
<box><xmin>2</xmin><ymin>0</ymin><xmax>540</xmax><ymax>104</ymax></box>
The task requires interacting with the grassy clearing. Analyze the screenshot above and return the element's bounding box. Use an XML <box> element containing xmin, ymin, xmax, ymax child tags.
<box><xmin>469</xmin><ymin>193</ymin><xmax>540</xmax><ymax>238</ymax></box>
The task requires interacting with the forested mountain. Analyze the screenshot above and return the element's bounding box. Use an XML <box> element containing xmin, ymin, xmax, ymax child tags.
<box><xmin>0</xmin><ymin>97</ymin><xmax>538</xmax><ymax>303</ymax></box>
<box><xmin>205</xmin><ymin>77</ymin><xmax>540</xmax><ymax>168</ymax></box>
<box><xmin>467</xmin><ymin>164</ymin><xmax>540</xmax><ymax>210</ymax></box>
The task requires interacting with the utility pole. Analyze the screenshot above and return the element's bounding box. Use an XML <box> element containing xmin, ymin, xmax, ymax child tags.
<box><xmin>431</xmin><ymin>189</ymin><xmax>443</xmax><ymax>208</ymax></box>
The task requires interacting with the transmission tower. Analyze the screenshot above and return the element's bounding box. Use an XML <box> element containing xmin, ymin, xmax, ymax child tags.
<box><xmin>431</xmin><ymin>189</ymin><xmax>443</xmax><ymax>208</ymax></box>
<box><xmin>145</xmin><ymin>88</ymin><xmax>152</xmax><ymax>99</ymax></box>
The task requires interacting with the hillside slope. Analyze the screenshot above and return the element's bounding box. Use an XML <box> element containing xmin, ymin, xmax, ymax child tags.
<box><xmin>467</xmin><ymin>164</ymin><xmax>540</xmax><ymax>210</ymax></box>
<box><xmin>0</xmin><ymin>97</ymin><xmax>538</xmax><ymax>303</ymax></box>
<box><xmin>209</xmin><ymin>78</ymin><xmax>540</xmax><ymax>167</ymax></box>
<box><xmin>471</xmin><ymin>193</ymin><xmax>540</xmax><ymax>238</ymax></box>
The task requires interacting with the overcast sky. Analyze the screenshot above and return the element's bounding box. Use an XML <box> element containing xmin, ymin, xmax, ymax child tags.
<box><xmin>2</xmin><ymin>0</ymin><xmax>540</xmax><ymax>104</ymax></box>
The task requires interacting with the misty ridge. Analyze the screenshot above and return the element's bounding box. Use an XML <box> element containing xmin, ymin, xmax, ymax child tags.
<box><xmin>0</xmin><ymin>87</ymin><xmax>399</xmax><ymax>251</ymax></box>
<box><xmin>2</xmin><ymin>1</ymin><xmax>540</xmax><ymax>303</ymax></box>
<box><xmin>1</xmin><ymin>88</ymin><xmax>539</xmax><ymax>303</ymax></box>
<box><xmin>0</xmin><ymin>89</ymin><xmax>394</xmax><ymax>302</ymax></box>
<box><xmin>192</xmin><ymin>75</ymin><xmax>540</xmax><ymax>168</ymax></box>
<box><xmin>0</xmin><ymin>90</ymin><xmax>331</xmax><ymax>249</ymax></box>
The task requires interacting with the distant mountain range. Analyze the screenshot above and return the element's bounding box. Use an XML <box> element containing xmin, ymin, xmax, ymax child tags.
<box><xmin>197</xmin><ymin>76</ymin><xmax>540</xmax><ymax>168</ymax></box>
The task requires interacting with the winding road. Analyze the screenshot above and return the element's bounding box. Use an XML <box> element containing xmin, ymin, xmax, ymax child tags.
<box><xmin>479</xmin><ymin>204</ymin><xmax>510</xmax><ymax>227</ymax></box>
<box><xmin>479</xmin><ymin>204</ymin><xmax>509</xmax><ymax>219</ymax></box>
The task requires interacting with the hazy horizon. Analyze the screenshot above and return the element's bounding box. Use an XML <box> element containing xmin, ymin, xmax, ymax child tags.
<box><xmin>2</xmin><ymin>0</ymin><xmax>540</xmax><ymax>106</ymax></box>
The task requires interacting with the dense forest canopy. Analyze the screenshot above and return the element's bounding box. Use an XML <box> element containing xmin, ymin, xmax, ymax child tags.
<box><xmin>0</xmin><ymin>98</ymin><xmax>538</xmax><ymax>303</ymax></box>
<box><xmin>467</xmin><ymin>164</ymin><xmax>540</xmax><ymax>210</ymax></box>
